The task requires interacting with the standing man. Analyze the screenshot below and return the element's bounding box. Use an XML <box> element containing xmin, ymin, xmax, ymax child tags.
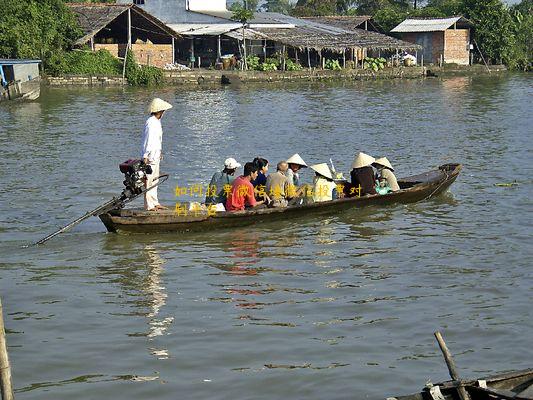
<box><xmin>141</xmin><ymin>98</ymin><xmax>173</xmax><ymax>211</ymax></box>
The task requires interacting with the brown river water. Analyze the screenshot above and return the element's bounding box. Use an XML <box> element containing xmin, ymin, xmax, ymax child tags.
<box><xmin>0</xmin><ymin>74</ymin><xmax>532</xmax><ymax>399</ymax></box>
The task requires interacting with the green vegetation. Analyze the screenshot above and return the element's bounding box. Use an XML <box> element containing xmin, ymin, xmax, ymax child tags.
<box><xmin>363</xmin><ymin>57</ymin><xmax>386</xmax><ymax>71</ymax></box>
<box><xmin>0</xmin><ymin>0</ymin><xmax>81</xmax><ymax>71</ymax></box>
<box><xmin>285</xmin><ymin>59</ymin><xmax>304</xmax><ymax>71</ymax></box>
<box><xmin>124</xmin><ymin>51</ymin><xmax>163</xmax><ymax>86</ymax></box>
<box><xmin>47</xmin><ymin>49</ymin><xmax>122</xmax><ymax>76</ymax></box>
<box><xmin>324</xmin><ymin>59</ymin><xmax>342</xmax><ymax>70</ymax></box>
<box><xmin>245</xmin><ymin>55</ymin><xmax>303</xmax><ymax>71</ymax></box>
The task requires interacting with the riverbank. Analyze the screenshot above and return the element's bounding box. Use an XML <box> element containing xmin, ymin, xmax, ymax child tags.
<box><xmin>427</xmin><ymin>64</ymin><xmax>507</xmax><ymax>76</ymax></box>
<box><xmin>44</xmin><ymin>66</ymin><xmax>425</xmax><ymax>87</ymax></box>
<box><xmin>43</xmin><ymin>64</ymin><xmax>510</xmax><ymax>87</ymax></box>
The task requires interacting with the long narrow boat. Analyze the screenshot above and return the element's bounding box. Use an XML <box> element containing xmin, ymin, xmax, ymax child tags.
<box><xmin>389</xmin><ymin>368</ymin><xmax>533</xmax><ymax>400</ymax></box>
<box><xmin>99</xmin><ymin>163</ymin><xmax>462</xmax><ymax>234</ymax></box>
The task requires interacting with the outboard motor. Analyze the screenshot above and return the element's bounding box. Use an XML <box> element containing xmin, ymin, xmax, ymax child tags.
<box><xmin>119</xmin><ymin>159</ymin><xmax>153</xmax><ymax>199</ymax></box>
<box><xmin>34</xmin><ymin>159</ymin><xmax>167</xmax><ymax>245</ymax></box>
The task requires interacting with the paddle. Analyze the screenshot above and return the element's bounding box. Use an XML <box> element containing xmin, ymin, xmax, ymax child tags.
<box><xmin>434</xmin><ymin>331</ymin><xmax>471</xmax><ymax>400</ymax></box>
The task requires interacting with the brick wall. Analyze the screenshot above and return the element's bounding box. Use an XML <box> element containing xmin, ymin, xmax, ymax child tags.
<box><xmin>94</xmin><ymin>43</ymin><xmax>173</xmax><ymax>68</ymax></box>
<box><xmin>131</xmin><ymin>44</ymin><xmax>173</xmax><ymax>68</ymax></box>
<box><xmin>444</xmin><ymin>29</ymin><xmax>470</xmax><ymax>65</ymax></box>
<box><xmin>94</xmin><ymin>44</ymin><xmax>121</xmax><ymax>58</ymax></box>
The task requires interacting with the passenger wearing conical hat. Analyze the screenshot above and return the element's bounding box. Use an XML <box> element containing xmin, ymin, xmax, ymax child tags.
<box><xmin>373</xmin><ymin>157</ymin><xmax>400</xmax><ymax>192</ymax></box>
<box><xmin>141</xmin><ymin>98</ymin><xmax>173</xmax><ymax>211</ymax></box>
<box><xmin>349</xmin><ymin>152</ymin><xmax>377</xmax><ymax>197</ymax></box>
<box><xmin>285</xmin><ymin>153</ymin><xmax>307</xmax><ymax>187</ymax></box>
<box><xmin>310</xmin><ymin>163</ymin><xmax>338</xmax><ymax>202</ymax></box>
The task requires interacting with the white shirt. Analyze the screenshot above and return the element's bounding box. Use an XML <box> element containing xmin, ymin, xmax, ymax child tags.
<box><xmin>312</xmin><ymin>177</ymin><xmax>337</xmax><ymax>202</ymax></box>
<box><xmin>381</xmin><ymin>168</ymin><xmax>400</xmax><ymax>192</ymax></box>
<box><xmin>141</xmin><ymin>115</ymin><xmax>163</xmax><ymax>163</ymax></box>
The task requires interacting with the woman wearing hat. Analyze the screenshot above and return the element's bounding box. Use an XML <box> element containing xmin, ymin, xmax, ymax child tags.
<box><xmin>141</xmin><ymin>98</ymin><xmax>173</xmax><ymax>211</ymax></box>
<box><xmin>373</xmin><ymin>157</ymin><xmax>400</xmax><ymax>192</ymax></box>
<box><xmin>349</xmin><ymin>152</ymin><xmax>377</xmax><ymax>196</ymax></box>
<box><xmin>310</xmin><ymin>163</ymin><xmax>338</xmax><ymax>202</ymax></box>
<box><xmin>285</xmin><ymin>153</ymin><xmax>307</xmax><ymax>187</ymax></box>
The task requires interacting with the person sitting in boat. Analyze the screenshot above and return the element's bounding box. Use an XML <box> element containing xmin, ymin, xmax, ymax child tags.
<box><xmin>373</xmin><ymin>157</ymin><xmax>400</xmax><ymax>192</ymax></box>
<box><xmin>285</xmin><ymin>153</ymin><xmax>308</xmax><ymax>186</ymax></box>
<box><xmin>205</xmin><ymin>157</ymin><xmax>241</xmax><ymax>205</ymax></box>
<box><xmin>252</xmin><ymin>157</ymin><xmax>269</xmax><ymax>188</ymax></box>
<box><xmin>265</xmin><ymin>161</ymin><xmax>295</xmax><ymax>208</ymax></box>
<box><xmin>375</xmin><ymin>176</ymin><xmax>391</xmax><ymax>195</ymax></box>
<box><xmin>349</xmin><ymin>152</ymin><xmax>378</xmax><ymax>197</ymax></box>
<box><xmin>310</xmin><ymin>163</ymin><xmax>338</xmax><ymax>202</ymax></box>
<box><xmin>226</xmin><ymin>162</ymin><xmax>270</xmax><ymax>212</ymax></box>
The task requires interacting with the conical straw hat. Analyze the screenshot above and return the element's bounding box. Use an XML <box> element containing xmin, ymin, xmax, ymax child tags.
<box><xmin>310</xmin><ymin>163</ymin><xmax>333</xmax><ymax>180</ymax></box>
<box><xmin>147</xmin><ymin>98</ymin><xmax>173</xmax><ymax>114</ymax></box>
<box><xmin>373</xmin><ymin>157</ymin><xmax>394</xmax><ymax>171</ymax></box>
<box><xmin>286</xmin><ymin>153</ymin><xmax>308</xmax><ymax>168</ymax></box>
<box><xmin>351</xmin><ymin>152</ymin><xmax>375</xmax><ymax>169</ymax></box>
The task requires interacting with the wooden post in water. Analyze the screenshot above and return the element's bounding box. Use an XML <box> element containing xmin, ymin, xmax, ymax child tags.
<box><xmin>434</xmin><ymin>331</ymin><xmax>471</xmax><ymax>400</ymax></box>
<box><xmin>0</xmin><ymin>298</ymin><xmax>14</xmax><ymax>400</ymax></box>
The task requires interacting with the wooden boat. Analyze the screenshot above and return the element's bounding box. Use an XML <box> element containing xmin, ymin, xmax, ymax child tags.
<box><xmin>99</xmin><ymin>163</ymin><xmax>462</xmax><ymax>234</ymax></box>
<box><xmin>390</xmin><ymin>368</ymin><xmax>533</xmax><ymax>400</ymax></box>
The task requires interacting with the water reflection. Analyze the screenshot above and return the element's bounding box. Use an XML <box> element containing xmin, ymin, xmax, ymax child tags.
<box><xmin>98</xmin><ymin>238</ymin><xmax>172</xmax><ymax>359</ymax></box>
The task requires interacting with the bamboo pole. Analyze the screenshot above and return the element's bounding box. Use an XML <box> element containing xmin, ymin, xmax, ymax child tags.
<box><xmin>343</xmin><ymin>49</ymin><xmax>346</xmax><ymax>69</ymax></box>
<box><xmin>127</xmin><ymin>8</ymin><xmax>132</xmax><ymax>49</ymax></box>
<box><xmin>0</xmin><ymin>298</ymin><xmax>14</xmax><ymax>400</ymax></box>
<box><xmin>434</xmin><ymin>331</ymin><xmax>471</xmax><ymax>400</ymax></box>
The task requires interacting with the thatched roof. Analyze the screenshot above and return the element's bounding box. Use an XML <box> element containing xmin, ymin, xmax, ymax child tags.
<box><xmin>228</xmin><ymin>25</ymin><xmax>421</xmax><ymax>52</ymax></box>
<box><xmin>67</xmin><ymin>3</ymin><xmax>179</xmax><ymax>45</ymax></box>
<box><xmin>302</xmin><ymin>16</ymin><xmax>382</xmax><ymax>32</ymax></box>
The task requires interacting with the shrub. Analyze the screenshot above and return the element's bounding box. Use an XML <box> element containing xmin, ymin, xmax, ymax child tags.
<box><xmin>285</xmin><ymin>59</ymin><xmax>303</xmax><ymax>71</ymax></box>
<box><xmin>125</xmin><ymin>51</ymin><xmax>163</xmax><ymax>86</ymax></box>
<box><xmin>46</xmin><ymin>49</ymin><xmax>122</xmax><ymax>76</ymax></box>
<box><xmin>324</xmin><ymin>59</ymin><xmax>342</xmax><ymax>70</ymax></box>
<box><xmin>246</xmin><ymin>55</ymin><xmax>261</xmax><ymax>70</ymax></box>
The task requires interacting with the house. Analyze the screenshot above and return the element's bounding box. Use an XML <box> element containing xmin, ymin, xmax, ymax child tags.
<box><xmin>117</xmin><ymin>0</ymin><xmax>420</xmax><ymax>68</ymax></box>
<box><xmin>0</xmin><ymin>59</ymin><xmax>41</xmax><ymax>101</ymax></box>
<box><xmin>68</xmin><ymin>3</ymin><xmax>180</xmax><ymax>68</ymax></box>
<box><xmin>391</xmin><ymin>17</ymin><xmax>473</xmax><ymax>65</ymax></box>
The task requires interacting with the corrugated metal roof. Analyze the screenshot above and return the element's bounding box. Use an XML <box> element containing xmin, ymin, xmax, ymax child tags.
<box><xmin>0</xmin><ymin>59</ymin><xmax>41</xmax><ymax>65</ymax></box>
<box><xmin>168</xmin><ymin>23</ymin><xmax>241</xmax><ymax>36</ymax></box>
<box><xmin>391</xmin><ymin>17</ymin><xmax>467</xmax><ymax>32</ymax></box>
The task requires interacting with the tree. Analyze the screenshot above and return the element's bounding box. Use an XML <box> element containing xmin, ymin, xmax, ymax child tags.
<box><xmin>262</xmin><ymin>0</ymin><xmax>294</xmax><ymax>14</ymax></box>
<box><xmin>509</xmin><ymin>0</ymin><xmax>532</xmax><ymax>70</ymax></box>
<box><xmin>292</xmin><ymin>0</ymin><xmax>337</xmax><ymax>16</ymax></box>
<box><xmin>229</xmin><ymin>0</ymin><xmax>259</xmax><ymax>11</ymax></box>
<box><xmin>0</xmin><ymin>0</ymin><xmax>81</xmax><ymax>71</ymax></box>
<box><xmin>231</xmin><ymin>5</ymin><xmax>254</xmax><ymax>70</ymax></box>
<box><xmin>462</xmin><ymin>0</ymin><xmax>516</xmax><ymax>65</ymax></box>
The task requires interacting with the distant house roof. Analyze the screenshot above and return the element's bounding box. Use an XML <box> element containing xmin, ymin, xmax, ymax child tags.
<box><xmin>302</xmin><ymin>16</ymin><xmax>381</xmax><ymax>32</ymax></box>
<box><xmin>391</xmin><ymin>16</ymin><xmax>472</xmax><ymax>33</ymax></box>
<box><xmin>67</xmin><ymin>3</ymin><xmax>179</xmax><ymax>45</ymax></box>
<box><xmin>168</xmin><ymin>23</ymin><xmax>242</xmax><ymax>36</ymax></box>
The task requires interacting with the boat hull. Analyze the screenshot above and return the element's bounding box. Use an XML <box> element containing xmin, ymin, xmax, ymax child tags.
<box><xmin>391</xmin><ymin>368</ymin><xmax>533</xmax><ymax>400</ymax></box>
<box><xmin>99</xmin><ymin>163</ymin><xmax>461</xmax><ymax>234</ymax></box>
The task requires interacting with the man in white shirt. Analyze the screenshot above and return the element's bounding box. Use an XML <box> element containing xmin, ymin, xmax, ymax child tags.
<box><xmin>141</xmin><ymin>98</ymin><xmax>173</xmax><ymax>211</ymax></box>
